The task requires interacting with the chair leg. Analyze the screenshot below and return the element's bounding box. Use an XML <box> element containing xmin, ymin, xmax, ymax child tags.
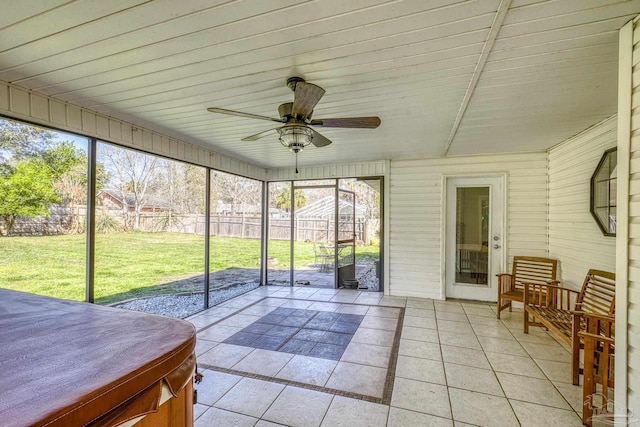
<box><xmin>508</xmin><ymin>300</ymin><xmax>512</xmax><ymax>312</ymax></box>
<box><xmin>572</xmin><ymin>341</ymin><xmax>581</xmax><ymax>386</ymax></box>
<box><xmin>523</xmin><ymin>309</ymin><xmax>529</xmax><ymax>334</ymax></box>
<box><xmin>496</xmin><ymin>298</ymin><xmax>501</xmax><ymax>319</ymax></box>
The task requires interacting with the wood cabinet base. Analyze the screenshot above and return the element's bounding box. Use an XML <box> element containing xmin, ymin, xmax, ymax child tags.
<box><xmin>134</xmin><ymin>381</ymin><xmax>193</xmax><ymax>427</ymax></box>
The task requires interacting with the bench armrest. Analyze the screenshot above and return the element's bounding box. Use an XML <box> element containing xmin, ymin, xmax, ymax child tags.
<box><xmin>496</xmin><ymin>273</ymin><xmax>514</xmax><ymax>293</ymax></box>
<box><xmin>496</xmin><ymin>273</ymin><xmax>513</xmax><ymax>278</ymax></box>
<box><xmin>572</xmin><ymin>311</ymin><xmax>615</xmax><ymax>341</ymax></box>
<box><xmin>571</xmin><ymin>311</ymin><xmax>614</xmax><ymax>322</ymax></box>
<box><xmin>523</xmin><ymin>282</ymin><xmax>579</xmax><ymax>309</ymax></box>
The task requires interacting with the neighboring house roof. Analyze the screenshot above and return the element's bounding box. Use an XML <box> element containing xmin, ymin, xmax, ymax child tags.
<box><xmin>97</xmin><ymin>189</ymin><xmax>171</xmax><ymax>210</ymax></box>
<box><xmin>295</xmin><ymin>196</ymin><xmax>366</xmax><ymax>219</ymax></box>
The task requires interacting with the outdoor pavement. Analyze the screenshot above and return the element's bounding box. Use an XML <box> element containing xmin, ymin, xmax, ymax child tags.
<box><xmin>186</xmin><ymin>286</ymin><xmax>586</xmax><ymax>427</ymax></box>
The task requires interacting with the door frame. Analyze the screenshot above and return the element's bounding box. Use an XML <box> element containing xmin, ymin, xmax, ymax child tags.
<box><xmin>440</xmin><ymin>173</ymin><xmax>508</xmax><ymax>300</ymax></box>
<box><xmin>336</xmin><ymin>187</ymin><xmax>357</xmax><ymax>288</ymax></box>
<box><xmin>265</xmin><ymin>176</ymin><xmax>384</xmax><ymax>291</ymax></box>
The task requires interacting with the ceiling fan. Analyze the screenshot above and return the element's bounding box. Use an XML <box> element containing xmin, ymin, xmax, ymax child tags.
<box><xmin>207</xmin><ymin>77</ymin><xmax>381</xmax><ymax>171</ymax></box>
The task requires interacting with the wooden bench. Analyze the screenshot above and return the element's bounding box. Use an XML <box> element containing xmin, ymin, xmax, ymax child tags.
<box><xmin>579</xmin><ymin>313</ymin><xmax>615</xmax><ymax>427</ymax></box>
<box><xmin>523</xmin><ymin>269</ymin><xmax>615</xmax><ymax>385</ymax></box>
<box><xmin>496</xmin><ymin>256</ymin><xmax>558</xmax><ymax>319</ymax></box>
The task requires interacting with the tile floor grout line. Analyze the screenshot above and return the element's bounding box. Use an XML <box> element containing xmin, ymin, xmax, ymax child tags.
<box><xmin>498</xmin><ymin>309</ymin><xmax>581</xmax><ymax>422</ymax></box>
<box><xmin>491</xmin><ymin>305</ymin><xmax>526</xmax><ymax>426</ymax></box>
<box><xmin>432</xmin><ymin>302</ymin><xmax>455</xmax><ymax>424</ymax></box>
<box><xmin>316</xmin><ymin>393</ymin><xmax>337</xmax><ymax>427</ymax></box>
<box><xmin>255</xmin><ymin>379</ymin><xmax>289</xmax><ymax>426</ymax></box>
<box><xmin>196</xmin><ymin>296</ymin><xmax>270</xmax><ymax>333</ymax></box>
<box><xmin>519</xmin><ymin>332</ymin><xmax>583</xmax><ymax>418</ymax></box>
<box><xmin>198</xmin><ymin>363</ymin><xmax>385</xmax><ymax>404</ymax></box>
<box><xmin>504</xmin><ymin>311</ymin><xmax>578</xmax><ymax>400</ymax></box>
<box><xmin>381</xmin><ymin>306</ymin><xmax>405</xmax><ymax>406</ymax></box>
<box><xmin>442</xmin><ymin>301</ymin><xmax>521</xmax><ymax>425</ymax></box>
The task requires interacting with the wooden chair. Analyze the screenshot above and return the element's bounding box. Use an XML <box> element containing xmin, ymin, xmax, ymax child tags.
<box><xmin>524</xmin><ymin>269</ymin><xmax>615</xmax><ymax>385</ymax></box>
<box><xmin>496</xmin><ymin>256</ymin><xmax>558</xmax><ymax>319</ymax></box>
<box><xmin>579</xmin><ymin>313</ymin><xmax>615</xmax><ymax>427</ymax></box>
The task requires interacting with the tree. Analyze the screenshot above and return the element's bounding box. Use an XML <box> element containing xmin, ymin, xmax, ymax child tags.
<box><xmin>40</xmin><ymin>141</ymin><xmax>85</xmax><ymax>178</ymax></box>
<box><xmin>0</xmin><ymin>159</ymin><xmax>59</xmax><ymax>235</ymax></box>
<box><xmin>0</xmin><ymin>118</ymin><xmax>94</xmax><ymax>235</ymax></box>
<box><xmin>99</xmin><ymin>144</ymin><xmax>158</xmax><ymax>230</ymax></box>
<box><xmin>161</xmin><ymin>161</ymin><xmax>206</xmax><ymax>215</ymax></box>
<box><xmin>211</xmin><ymin>171</ymin><xmax>261</xmax><ymax>215</ymax></box>
<box><xmin>0</xmin><ymin>120</ymin><xmax>56</xmax><ymax>162</ymax></box>
<box><xmin>272</xmin><ymin>185</ymin><xmax>306</xmax><ymax>213</ymax></box>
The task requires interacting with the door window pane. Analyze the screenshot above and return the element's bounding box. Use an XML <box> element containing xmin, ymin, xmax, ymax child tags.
<box><xmin>340</xmin><ymin>178</ymin><xmax>381</xmax><ymax>291</ymax></box>
<box><xmin>0</xmin><ymin>118</ymin><xmax>88</xmax><ymax>301</ymax></box>
<box><xmin>455</xmin><ymin>187</ymin><xmax>489</xmax><ymax>285</ymax></box>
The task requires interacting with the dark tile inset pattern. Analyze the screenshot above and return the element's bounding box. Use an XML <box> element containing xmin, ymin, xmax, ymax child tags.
<box><xmin>223</xmin><ymin>307</ymin><xmax>364</xmax><ymax>361</ymax></box>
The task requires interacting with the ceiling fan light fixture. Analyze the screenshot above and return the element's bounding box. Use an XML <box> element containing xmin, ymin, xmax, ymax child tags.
<box><xmin>278</xmin><ymin>125</ymin><xmax>313</xmax><ymax>153</ymax></box>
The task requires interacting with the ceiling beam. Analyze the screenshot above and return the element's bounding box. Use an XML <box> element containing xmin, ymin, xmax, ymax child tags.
<box><xmin>441</xmin><ymin>0</ymin><xmax>512</xmax><ymax>157</ymax></box>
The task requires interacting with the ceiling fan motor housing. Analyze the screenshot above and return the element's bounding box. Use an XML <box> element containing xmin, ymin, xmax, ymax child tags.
<box><xmin>278</xmin><ymin>102</ymin><xmax>293</xmax><ymax>120</ymax></box>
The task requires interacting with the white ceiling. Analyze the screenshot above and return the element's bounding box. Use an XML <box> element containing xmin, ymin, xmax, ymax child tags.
<box><xmin>0</xmin><ymin>0</ymin><xmax>637</xmax><ymax>169</ymax></box>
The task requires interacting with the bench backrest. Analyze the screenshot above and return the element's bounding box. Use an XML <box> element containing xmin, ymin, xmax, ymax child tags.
<box><xmin>577</xmin><ymin>269</ymin><xmax>616</xmax><ymax>315</ymax></box>
<box><xmin>512</xmin><ymin>256</ymin><xmax>558</xmax><ymax>290</ymax></box>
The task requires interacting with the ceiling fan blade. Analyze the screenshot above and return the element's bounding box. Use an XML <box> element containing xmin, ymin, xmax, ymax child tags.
<box><xmin>207</xmin><ymin>107</ymin><xmax>282</xmax><ymax>123</ymax></box>
<box><xmin>310</xmin><ymin>129</ymin><xmax>332</xmax><ymax>147</ymax></box>
<box><xmin>292</xmin><ymin>82</ymin><xmax>325</xmax><ymax>119</ymax></box>
<box><xmin>310</xmin><ymin>117</ymin><xmax>381</xmax><ymax>129</ymax></box>
<box><xmin>241</xmin><ymin>128</ymin><xmax>279</xmax><ymax>141</ymax></box>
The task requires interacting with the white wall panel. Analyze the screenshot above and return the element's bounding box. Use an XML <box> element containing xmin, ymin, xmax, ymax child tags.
<box><xmin>620</xmin><ymin>15</ymin><xmax>640</xmax><ymax>418</ymax></box>
<box><xmin>0</xmin><ymin>80</ymin><xmax>266</xmax><ymax>181</ymax></box>
<box><xmin>548</xmin><ymin>116</ymin><xmax>617</xmax><ymax>289</ymax></box>
<box><xmin>389</xmin><ymin>153</ymin><xmax>548</xmax><ymax>299</ymax></box>
<box><xmin>267</xmin><ymin>161</ymin><xmax>387</xmax><ymax>181</ymax></box>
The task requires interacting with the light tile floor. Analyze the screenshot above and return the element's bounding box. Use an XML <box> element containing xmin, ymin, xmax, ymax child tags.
<box><xmin>187</xmin><ymin>286</ymin><xmax>585</xmax><ymax>426</ymax></box>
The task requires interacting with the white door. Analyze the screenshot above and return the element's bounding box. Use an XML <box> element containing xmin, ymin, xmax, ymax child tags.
<box><xmin>445</xmin><ymin>176</ymin><xmax>504</xmax><ymax>301</ymax></box>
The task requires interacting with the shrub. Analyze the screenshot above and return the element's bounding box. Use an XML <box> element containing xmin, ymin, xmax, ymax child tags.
<box><xmin>95</xmin><ymin>214</ymin><xmax>119</xmax><ymax>233</ymax></box>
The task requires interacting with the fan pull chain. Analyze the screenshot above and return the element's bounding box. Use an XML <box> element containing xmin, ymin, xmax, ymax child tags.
<box><xmin>295</xmin><ymin>151</ymin><xmax>299</xmax><ymax>174</ymax></box>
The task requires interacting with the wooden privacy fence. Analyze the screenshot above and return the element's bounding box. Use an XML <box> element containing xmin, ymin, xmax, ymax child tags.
<box><xmin>198</xmin><ymin>216</ymin><xmax>374</xmax><ymax>243</ymax></box>
<box><xmin>2</xmin><ymin>206</ymin><xmax>379</xmax><ymax>244</ymax></box>
<box><xmin>0</xmin><ymin>205</ymin><xmax>86</xmax><ymax>236</ymax></box>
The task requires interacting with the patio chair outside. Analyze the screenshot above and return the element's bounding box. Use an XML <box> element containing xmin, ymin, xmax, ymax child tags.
<box><xmin>313</xmin><ymin>241</ymin><xmax>333</xmax><ymax>271</ymax></box>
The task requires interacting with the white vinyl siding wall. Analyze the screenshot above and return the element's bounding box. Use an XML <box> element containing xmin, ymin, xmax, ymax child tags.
<box><xmin>388</xmin><ymin>153</ymin><xmax>548</xmax><ymax>299</ymax></box>
<box><xmin>620</xmin><ymin>15</ymin><xmax>640</xmax><ymax>416</ymax></box>
<box><xmin>266</xmin><ymin>161</ymin><xmax>387</xmax><ymax>181</ymax></box>
<box><xmin>548</xmin><ymin>116</ymin><xmax>617</xmax><ymax>289</ymax></box>
<box><xmin>0</xmin><ymin>81</ymin><xmax>266</xmax><ymax>180</ymax></box>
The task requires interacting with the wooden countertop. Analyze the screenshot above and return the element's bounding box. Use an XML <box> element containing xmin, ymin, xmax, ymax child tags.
<box><xmin>0</xmin><ymin>289</ymin><xmax>196</xmax><ymax>427</ymax></box>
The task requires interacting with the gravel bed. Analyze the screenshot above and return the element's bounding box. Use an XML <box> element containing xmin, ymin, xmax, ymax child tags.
<box><xmin>114</xmin><ymin>281</ymin><xmax>260</xmax><ymax>319</ymax></box>
<box><xmin>356</xmin><ymin>262</ymin><xmax>380</xmax><ymax>291</ymax></box>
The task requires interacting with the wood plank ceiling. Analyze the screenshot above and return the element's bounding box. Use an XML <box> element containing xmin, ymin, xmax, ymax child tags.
<box><xmin>0</xmin><ymin>0</ymin><xmax>638</xmax><ymax>169</ymax></box>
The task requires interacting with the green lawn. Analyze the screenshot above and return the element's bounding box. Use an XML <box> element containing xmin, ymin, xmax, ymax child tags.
<box><xmin>0</xmin><ymin>233</ymin><xmax>379</xmax><ymax>304</ymax></box>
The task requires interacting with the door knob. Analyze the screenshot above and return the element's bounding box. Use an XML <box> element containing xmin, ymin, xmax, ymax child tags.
<box><xmin>493</xmin><ymin>244</ymin><xmax>500</xmax><ymax>249</ymax></box>
<box><xmin>493</xmin><ymin>236</ymin><xmax>500</xmax><ymax>241</ymax></box>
